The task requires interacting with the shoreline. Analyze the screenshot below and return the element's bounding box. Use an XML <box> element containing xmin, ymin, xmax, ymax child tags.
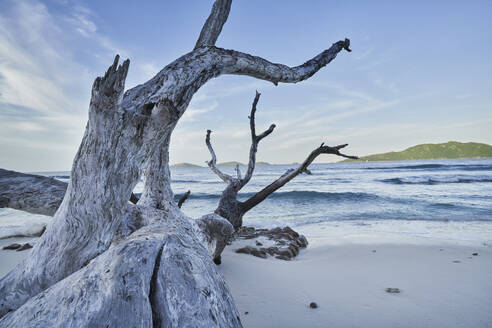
<box><xmin>1</xmin><ymin>222</ymin><xmax>491</xmax><ymax>327</ymax></box>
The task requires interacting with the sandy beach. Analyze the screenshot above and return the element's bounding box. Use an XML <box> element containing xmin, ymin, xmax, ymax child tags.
<box><xmin>1</xmin><ymin>221</ymin><xmax>491</xmax><ymax>327</ymax></box>
<box><xmin>220</xmin><ymin>222</ymin><xmax>492</xmax><ymax>328</ymax></box>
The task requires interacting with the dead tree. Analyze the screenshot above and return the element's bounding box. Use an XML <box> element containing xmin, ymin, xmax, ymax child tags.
<box><xmin>206</xmin><ymin>92</ymin><xmax>357</xmax><ymax>262</ymax></box>
<box><xmin>0</xmin><ymin>0</ymin><xmax>351</xmax><ymax>326</ymax></box>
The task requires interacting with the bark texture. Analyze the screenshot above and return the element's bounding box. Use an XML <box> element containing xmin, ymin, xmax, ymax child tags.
<box><xmin>0</xmin><ymin>0</ymin><xmax>351</xmax><ymax>325</ymax></box>
<box><xmin>0</xmin><ymin>169</ymin><xmax>67</xmax><ymax>216</ymax></box>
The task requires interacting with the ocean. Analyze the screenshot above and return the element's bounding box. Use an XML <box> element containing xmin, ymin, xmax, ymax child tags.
<box><xmin>1</xmin><ymin>158</ymin><xmax>492</xmax><ymax>243</ymax></box>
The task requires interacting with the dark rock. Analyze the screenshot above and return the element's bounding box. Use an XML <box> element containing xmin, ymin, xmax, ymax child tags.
<box><xmin>244</xmin><ymin>312</ymin><xmax>249</xmax><ymax>315</ymax></box>
<box><xmin>276</xmin><ymin>247</ymin><xmax>294</xmax><ymax>258</ymax></box>
<box><xmin>235</xmin><ymin>246</ymin><xmax>254</xmax><ymax>255</ymax></box>
<box><xmin>16</xmin><ymin>243</ymin><xmax>33</xmax><ymax>251</ymax></box>
<box><xmin>298</xmin><ymin>235</ymin><xmax>308</xmax><ymax>248</ymax></box>
<box><xmin>282</xmin><ymin>226</ymin><xmax>299</xmax><ymax>238</ymax></box>
<box><xmin>250</xmin><ymin>249</ymin><xmax>267</xmax><ymax>259</ymax></box>
<box><xmin>385</xmin><ymin>288</ymin><xmax>400</xmax><ymax>293</ymax></box>
<box><xmin>288</xmin><ymin>244</ymin><xmax>299</xmax><ymax>256</ymax></box>
<box><xmin>309</xmin><ymin>302</ymin><xmax>318</xmax><ymax>309</ymax></box>
<box><xmin>255</xmin><ymin>241</ymin><xmax>263</xmax><ymax>246</ymax></box>
<box><xmin>264</xmin><ymin>247</ymin><xmax>278</xmax><ymax>256</ymax></box>
<box><xmin>275</xmin><ymin>255</ymin><xmax>291</xmax><ymax>261</ymax></box>
<box><xmin>472</xmin><ymin>253</ymin><xmax>478</xmax><ymax>256</ymax></box>
<box><xmin>2</xmin><ymin>243</ymin><xmax>22</xmax><ymax>250</ymax></box>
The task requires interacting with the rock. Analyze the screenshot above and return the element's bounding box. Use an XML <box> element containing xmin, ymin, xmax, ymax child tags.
<box><xmin>16</xmin><ymin>243</ymin><xmax>33</xmax><ymax>251</ymax></box>
<box><xmin>276</xmin><ymin>247</ymin><xmax>294</xmax><ymax>258</ymax></box>
<box><xmin>472</xmin><ymin>253</ymin><xmax>478</xmax><ymax>256</ymax></box>
<box><xmin>244</xmin><ymin>312</ymin><xmax>249</xmax><ymax>315</ymax></box>
<box><xmin>453</xmin><ymin>260</ymin><xmax>461</xmax><ymax>263</ymax></box>
<box><xmin>3</xmin><ymin>243</ymin><xmax>22</xmax><ymax>250</ymax></box>
<box><xmin>309</xmin><ymin>302</ymin><xmax>318</xmax><ymax>309</ymax></box>
<box><xmin>288</xmin><ymin>244</ymin><xmax>299</xmax><ymax>256</ymax></box>
<box><xmin>372</xmin><ymin>250</ymin><xmax>376</xmax><ymax>253</ymax></box>
<box><xmin>250</xmin><ymin>249</ymin><xmax>268</xmax><ymax>259</ymax></box>
<box><xmin>297</xmin><ymin>235</ymin><xmax>308</xmax><ymax>248</ymax></box>
<box><xmin>385</xmin><ymin>288</ymin><xmax>400</xmax><ymax>293</ymax></box>
<box><xmin>235</xmin><ymin>246</ymin><xmax>254</xmax><ymax>255</ymax></box>
<box><xmin>233</xmin><ymin>226</ymin><xmax>308</xmax><ymax>261</ymax></box>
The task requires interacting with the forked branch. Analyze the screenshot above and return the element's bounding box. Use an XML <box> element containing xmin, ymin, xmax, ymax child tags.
<box><xmin>242</xmin><ymin>91</ymin><xmax>275</xmax><ymax>187</ymax></box>
<box><xmin>206</xmin><ymin>130</ymin><xmax>234</xmax><ymax>183</ymax></box>
<box><xmin>241</xmin><ymin>143</ymin><xmax>358</xmax><ymax>212</ymax></box>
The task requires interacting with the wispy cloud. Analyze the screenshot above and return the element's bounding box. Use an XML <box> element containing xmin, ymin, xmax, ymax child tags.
<box><xmin>0</xmin><ymin>0</ymin><xmax>126</xmax><ymax>170</ymax></box>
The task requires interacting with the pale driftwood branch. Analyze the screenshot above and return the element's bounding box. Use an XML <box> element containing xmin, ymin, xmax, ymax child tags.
<box><xmin>194</xmin><ymin>0</ymin><xmax>232</xmax><ymax>49</ymax></box>
<box><xmin>205</xmin><ymin>130</ymin><xmax>234</xmax><ymax>183</ymax></box>
<box><xmin>235</xmin><ymin>164</ymin><xmax>242</xmax><ymax>180</ymax></box>
<box><xmin>215</xmin><ymin>39</ymin><xmax>351</xmax><ymax>85</ymax></box>
<box><xmin>195</xmin><ymin>213</ymin><xmax>235</xmax><ymax>265</ymax></box>
<box><xmin>0</xmin><ymin>0</ymin><xmax>351</xmax><ymax>321</ymax></box>
<box><xmin>0</xmin><ymin>169</ymin><xmax>67</xmax><ymax>216</ymax></box>
<box><xmin>241</xmin><ymin>91</ymin><xmax>275</xmax><ymax>187</ymax></box>
<box><xmin>1</xmin><ymin>209</ymin><xmax>241</xmax><ymax>327</ymax></box>
<box><xmin>177</xmin><ymin>190</ymin><xmax>191</xmax><ymax>208</ymax></box>
<box><xmin>241</xmin><ymin>143</ymin><xmax>358</xmax><ymax>212</ymax></box>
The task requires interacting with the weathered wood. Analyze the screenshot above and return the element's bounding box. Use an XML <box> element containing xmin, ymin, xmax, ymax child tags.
<box><xmin>0</xmin><ymin>209</ymin><xmax>240</xmax><ymax>327</ymax></box>
<box><xmin>0</xmin><ymin>0</ymin><xmax>351</xmax><ymax>324</ymax></box>
<box><xmin>0</xmin><ymin>169</ymin><xmax>67</xmax><ymax>216</ymax></box>
<box><xmin>241</xmin><ymin>143</ymin><xmax>358</xmax><ymax>212</ymax></box>
<box><xmin>178</xmin><ymin>190</ymin><xmax>191</xmax><ymax>208</ymax></box>
<box><xmin>195</xmin><ymin>0</ymin><xmax>232</xmax><ymax>50</ymax></box>
<box><xmin>205</xmin><ymin>95</ymin><xmax>357</xmax><ymax>263</ymax></box>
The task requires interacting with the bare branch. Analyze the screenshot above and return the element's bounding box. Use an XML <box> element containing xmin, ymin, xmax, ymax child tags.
<box><xmin>194</xmin><ymin>0</ymin><xmax>232</xmax><ymax>49</ymax></box>
<box><xmin>214</xmin><ymin>38</ymin><xmax>351</xmax><ymax>85</ymax></box>
<box><xmin>240</xmin><ymin>92</ymin><xmax>275</xmax><ymax>187</ymax></box>
<box><xmin>235</xmin><ymin>164</ymin><xmax>242</xmax><ymax>180</ymax></box>
<box><xmin>241</xmin><ymin>143</ymin><xmax>358</xmax><ymax>212</ymax></box>
<box><xmin>177</xmin><ymin>190</ymin><xmax>191</xmax><ymax>208</ymax></box>
<box><xmin>205</xmin><ymin>130</ymin><xmax>233</xmax><ymax>183</ymax></box>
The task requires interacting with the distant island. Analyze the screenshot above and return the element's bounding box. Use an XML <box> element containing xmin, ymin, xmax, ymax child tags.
<box><xmin>170</xmin><ymin>163</ymin><xmax>202</xmax><ymax>168</ymax></box>
<box><xmin>344</xmin><ymin>141</ymin><xmax>492</xmax><ymax>162</ymax></box>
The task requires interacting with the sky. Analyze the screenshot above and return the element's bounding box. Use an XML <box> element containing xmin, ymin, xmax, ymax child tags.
<box><xmin>0</xmin><ymin>0</ymin><xmax>491</xmax><ymax>171</ymax></box>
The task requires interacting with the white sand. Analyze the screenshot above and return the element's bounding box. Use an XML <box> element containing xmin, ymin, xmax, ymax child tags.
<box><xmin>0</xmin><ymin>237</ymin><xmax>36</xmax><ymax>278</ymax></box>
<box><xmin>221</xmin><ymin>221</ymin><xmax>492</xmax><ymax>328</ymax></box>
<box><xmin>1</xmin><ymin>221</ymin><xmax>491</xmax><ymax>327</ymax></box>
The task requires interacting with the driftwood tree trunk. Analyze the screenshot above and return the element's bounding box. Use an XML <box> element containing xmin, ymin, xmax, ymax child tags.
<box><xmin>206</xmin><ymin>92</ymin><xmax>357</xmax><ymax>262</ymax></box>
<box><xmin>0</xmin><ymin>0</ymin><xmax>351</xmax><ymax>326</ymax></box>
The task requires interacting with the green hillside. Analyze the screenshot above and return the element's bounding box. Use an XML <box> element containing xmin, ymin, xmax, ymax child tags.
<box><xmin>345</xmin><ymin>141</ymin><xmax>492</xmax><ymax>162</ymax></box>
<box><xmin>170</xmin><ymin>163</ymin><xmax>201</xmax><ymax>168</ymax></box>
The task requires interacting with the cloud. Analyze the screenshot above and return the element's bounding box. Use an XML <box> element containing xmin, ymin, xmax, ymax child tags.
<box><xmin>0</xmin><ymin>0</ymin><xmax>129</xmax><ymax>170</ymax></box>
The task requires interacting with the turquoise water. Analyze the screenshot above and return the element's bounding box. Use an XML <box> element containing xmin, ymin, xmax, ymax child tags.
<box><xmin>165</xmin><ymin>159</ymin><xmax>492</xmax><ymax>227</ymax></box>
<box><xmin>1</xmin><ymin>158</ymin><xmax>491</xmax><ymax>239</ymax></box>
